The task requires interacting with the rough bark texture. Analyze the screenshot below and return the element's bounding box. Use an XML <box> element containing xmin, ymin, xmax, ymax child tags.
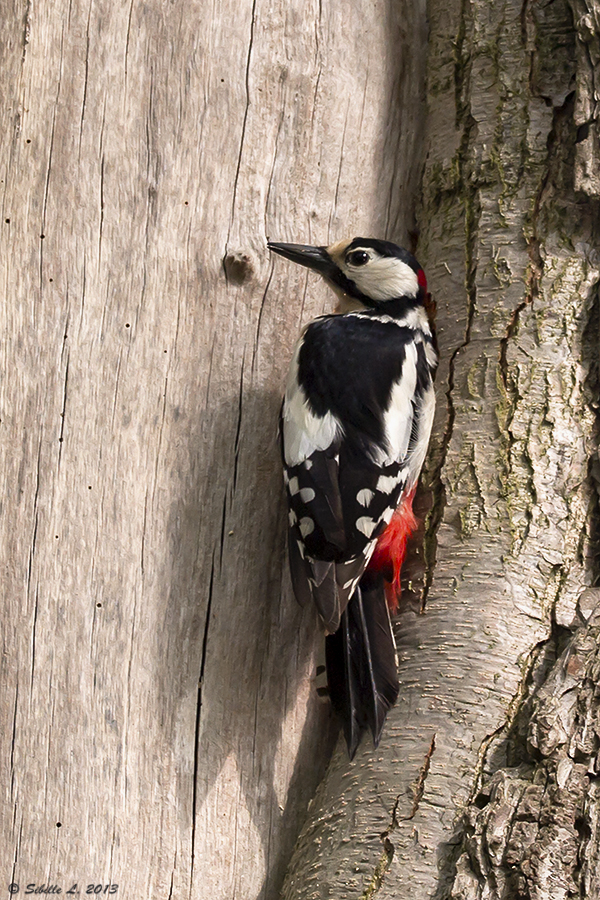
<box><xmin>0</xmin><ymin>0</ymin><xmax>427</xmax><ymax>897</ymax></box>
<box><xmin>571</xmin><ymin>0</ymin><xmax>600</xmax><ymax>195</ymax></box>
<box><xmin>449</xmin><ymin>589</ymin><xmax>600</xmax><ymax>900</ymax></box>
<box><xmin>280</xmin><ymin>0</ymin><xmax>600</xmax><ymax>898</ymax></box>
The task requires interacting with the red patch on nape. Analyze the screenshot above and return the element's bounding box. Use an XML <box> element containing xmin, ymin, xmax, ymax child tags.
<box><xmin>368</xmin><ymin>489</ymin><xmax>418</xmax><ymax>613</ymax></box>
<box><xmin>417</xmin><ymin>268</ymin><xmax>428</xmax><ymax>292</ymax></box>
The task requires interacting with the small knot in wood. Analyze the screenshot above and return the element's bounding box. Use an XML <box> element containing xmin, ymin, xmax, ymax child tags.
<box><xmin>223</xmin><ymin>251</ymin><xmax>254</xmax><ymax>285</ymax></box>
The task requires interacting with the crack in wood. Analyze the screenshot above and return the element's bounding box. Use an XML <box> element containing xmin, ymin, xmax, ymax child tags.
<box><xmin>10</xmin><ymin>683</ymin><xmax>19</xmax><ymax>805</ymax></box>
<box><xmin>10</xmin><ymin>821</ymin><xmax>23</xmax><ymax>891</ymax></box>
<box><xmin>232</xmin><ymin>361</ymin><xmax>245</xmax><ymax>491</ymax></box>
<box><xmin>123</xmin><ymin>0</ymin><xmax>134</xmax><ymax>78</ymax></box>
<box><xmin>226</xmin><ymin>0</ymin><xmax>258</xmax><ymax>246</ymax></box>
<box><xmin>360</xmin><ymin>736</ymin><xmax>437</xmax><ymax>899</ymax></box>
<box><xmin>218</xmin><ymin>489</ymin><xmax>228</xmax><ymax>569</ymax></box>
<box><xmin>29</xmin><ymin>586</ymin><xmax>40</xmax><ymax>696</ymax></box>
<box><xmin>98</xmin><ymin>150</ymin><xmax>105</xmax><ymax>271</ymax></box>
<box><xmin>251</xmin><ymin>270</ymin><xmax>274</xmax><ymax>376</ymax></box>
<box><xmin>328</xmin><ymin>95</ymin><xmax>351</xmax><ymax>240</ymax></box>
<box><xmin>78</xmin><ymin>0</ymin><xmax>92</xmax><ymax>159</ymax></box>
<box><xmin>140</xmin><ymin>489</ymin><xmax>149</xmax><ymax>578</ymax></box>
<box><xmin>403</xmin><ymin>733</ymin><xmax>437</xmax><ymax>821</ymax></box>
<box><xmin>192</xmin><ymin>554</ymin><xmax>216</xmax><ymax>881</ymax></box>
<box><xmin>21</xmin><ymin>0</ymin><xmax>31</xmax><ymax>59</ymax></box>
<box><xmin>360</xmin><ymin>837</ymin><xmax>395</xmax><ymax>900</ymax></box>
<box><xmin>57</xmin><ymin>353</ymin><xmax>69</xmax><ymax>469</ymax></box>
<box><xmin>421</xmin><ymin>130</ymin><xmax>480</xmax><ymax>610</ymax></box>
<box><xmin>497</xmin><ymin>91</ymin><xmax>553</xmax><ymax>400</ymax></box>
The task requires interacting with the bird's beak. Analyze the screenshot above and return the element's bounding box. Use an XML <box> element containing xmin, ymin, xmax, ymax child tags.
<box><xmin>267</xmin><ymin>241</ymin><xmax>336</xmax><ymax>278</ymax></box>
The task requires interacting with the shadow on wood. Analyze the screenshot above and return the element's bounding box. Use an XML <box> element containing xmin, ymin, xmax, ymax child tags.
<box><xmin>158</xmin><ymin>386</ymin><xmax>339</xmax><ymax>898</ymax></box>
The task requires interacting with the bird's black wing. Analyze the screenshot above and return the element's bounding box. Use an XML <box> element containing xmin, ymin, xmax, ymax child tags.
<box><xmin>282</xmin><ymin>314</ymin><xmax>424</xmax><ymax>631</ymax></box>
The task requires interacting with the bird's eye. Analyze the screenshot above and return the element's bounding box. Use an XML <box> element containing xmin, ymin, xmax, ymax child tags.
<box><xmin>346</xmin><ymin>250</ymin><xmax>370</xmax><ymax>267</ymax></box>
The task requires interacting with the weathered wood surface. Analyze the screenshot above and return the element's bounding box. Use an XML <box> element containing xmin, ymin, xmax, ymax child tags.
<box><xmin>448</xmin><ymin>588</ymin><xmax>600</xmax><ymax>899</ymax></box>
<box><xmin>0</xmin><ymin>0</ymin><xmax>427</xmax><ymax>897</ymax></box>
<box><xmin>281</xmin><ymin>0</ymin><xmax>600</xmax><ymax>897</ymax></box>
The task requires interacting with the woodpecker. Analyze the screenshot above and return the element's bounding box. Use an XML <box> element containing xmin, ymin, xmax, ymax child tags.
<box><xmin>269</xmin><ymin>237</ymin><xmax>437</xmax><ymax>757</ymax></box>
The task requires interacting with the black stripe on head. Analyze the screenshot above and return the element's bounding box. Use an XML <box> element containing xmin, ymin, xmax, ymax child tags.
<box><xmin>345</xmin><ymin>238</ymin><xmax>422</xmax><ymax>275</ymax></box>
<box><xmin>321</xmin><ymin>268</ymin><xmax>379</xmax><ymax>309</ymax></box>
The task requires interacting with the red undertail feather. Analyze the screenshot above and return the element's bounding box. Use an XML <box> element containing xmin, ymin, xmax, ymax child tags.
<box><xmin>368</xmin><ymin>489</ymin><xmax>418</xmax><ymax>612</ymax></box>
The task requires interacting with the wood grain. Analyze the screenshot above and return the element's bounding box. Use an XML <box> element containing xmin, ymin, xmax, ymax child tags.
<box><xmin>0</xmin><ymin>0</ymin><xmax>427</xmax><ymax>896</ymax></box>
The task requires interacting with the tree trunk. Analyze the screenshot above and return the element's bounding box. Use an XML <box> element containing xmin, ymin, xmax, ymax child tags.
<box><xmin>0</xmin><ymin>0</ymin><xmax>426</xmax><ymax>897</ymax></box>
<box><xmin>280</xmin><ymin>0</ymin><xmax>600</xmax><ymax>898</ymax></box>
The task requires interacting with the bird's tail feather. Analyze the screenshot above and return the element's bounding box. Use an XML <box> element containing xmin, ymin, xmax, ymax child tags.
<box><xmin>325</xmin><ymin>576</ymin><xmax>400</xmax><ymax>758</ymax></box>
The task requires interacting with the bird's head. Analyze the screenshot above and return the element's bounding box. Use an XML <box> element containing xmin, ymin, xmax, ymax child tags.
<box><xmin>267</xmin><ymin>237</ymin><xmax>427</xmax><ymax>312</ymax></box>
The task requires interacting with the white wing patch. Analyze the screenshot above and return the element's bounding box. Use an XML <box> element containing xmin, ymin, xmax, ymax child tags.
<box><xmin>356</xmin><ymin>488</ymin><xmax>375</xmax><ymax>507</ymax></box>
<box><xmin>374</xmin><ymin>342</ymin><xmax>418</xmax><ymax>466</ymax></box>
<box><xmin>299</xmin><ymin>517</ymin><xmax>315</xmax><ymax>537</ymax></box>
<box><xmin>356</xmin><ymin>516</ymin><xmax>378</xmax><ymax>538</ymax></box>
<box><xmin>376</xmin><ymin>472</ymin><xmax>403</xmax><ymax>494</ymax></box>
<box><xmin>382</xmin><ymin>506</ymin><xmax>395</xmax><ymax>525</ymax></box>
<box><xmin>283</xmin><ymin>341</ymin><xmax>343</xmax><ymax>466</ymax></box>
<box><xmin>299</xmin><ymin>487</ymin><xmax>316</xmax><ymax>503</ymax></box>
<box><xmin>405</xmin><ymin>382</ymin><xmax>436</xmax><ymax>489</ymax></box>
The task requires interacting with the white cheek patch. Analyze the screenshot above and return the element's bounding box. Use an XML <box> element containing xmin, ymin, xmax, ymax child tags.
<box><xmin>344</xmin><ymin>256</ymin><xmax>419</xmax><ymax>301</ymax></box>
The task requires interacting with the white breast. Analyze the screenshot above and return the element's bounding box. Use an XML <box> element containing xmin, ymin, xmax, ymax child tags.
<box><xmin>282</xmin><ymin>341</ymin><xmax>343</xmax><ymax>467</ymax></box>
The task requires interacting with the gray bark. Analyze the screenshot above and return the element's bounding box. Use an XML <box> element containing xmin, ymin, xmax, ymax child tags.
<box><xmin>280</xmin><ymin>0</ymin><xmax>600</xmax><ymax>897</ymax></box>
<box><xmin>0</xmin><ymin>0</ymin><xmax>426</xmax><ymax>897</ymax></box>
<box><xmin>449</xmin><ymin>588</ymin><xmax>600</xmax><ymax>900</ymax></box>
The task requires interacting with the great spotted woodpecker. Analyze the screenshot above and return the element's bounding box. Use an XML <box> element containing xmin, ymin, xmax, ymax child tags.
<box><xmin>268</xmin><ymin>237</ymin><xmax>437</xmax><ymax>757</ymax></box>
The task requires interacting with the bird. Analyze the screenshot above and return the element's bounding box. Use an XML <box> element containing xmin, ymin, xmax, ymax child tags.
<box><xmin>268</xmin><ymin>237</ymin><xmax>437</xmax><ymax>757</ymax></box>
